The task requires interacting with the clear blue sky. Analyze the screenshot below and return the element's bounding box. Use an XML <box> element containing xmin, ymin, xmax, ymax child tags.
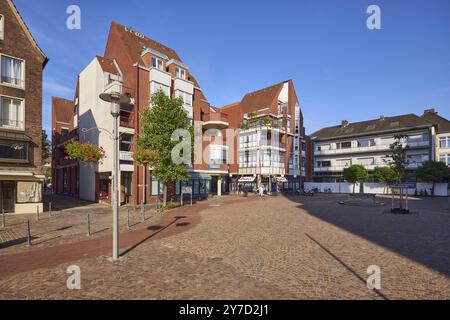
<box><xmin>14</xmin><ymin>0</ymin><xmax>450</xmax><ymax>136</ymax></box>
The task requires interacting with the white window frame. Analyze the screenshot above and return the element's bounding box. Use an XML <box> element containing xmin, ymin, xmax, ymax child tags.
<box><xmin>0</xmin><ymin>95</ymin><xmax>25</xmax><ymax>130</ymax></box>
<box><xmin>0</xmin><ymin>14</ymin><xmax>4</xmax><ymax>41</ymax></box>
<box><xmin>175</xmin><ymin>67</ymin><xmax>186</xmax><ymax>79</ymax></box>
<box><xmin>151</xmin><ymin>81</ymin><xmax>170</xmax><ymax>96</ymax></box>
<box><xmin>151</xmin><ymin>57</ymin><xmax>163</xmax><ymax>71</ymax></box>
<box><xmin>176</xmin><ymin>90</ymin><xmax>192</xmax><ymax>106</ymax></box>
<box><xmin>0</xmin><ymin>53</ymin><xmax>25</xmax><ymax>89</ymax></box>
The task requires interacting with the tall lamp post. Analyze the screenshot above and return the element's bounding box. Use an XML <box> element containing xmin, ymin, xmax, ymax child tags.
<box><xmin>99</xmin><ymin>91</ymin><xmax>131</xmax><ymax>261</ymax></box>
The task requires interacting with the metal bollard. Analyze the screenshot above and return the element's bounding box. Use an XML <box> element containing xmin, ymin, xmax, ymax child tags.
<box><xmin>86</xmin><ymin>213</ymin><xmax>91</xmax><ymax>237</ymax></box>
<box><xmin>1</xmin><ymin>209</ymin><xmax>5</xmax><ymax>228</ymax></box>
<box><xmin>27</xmin><ymin>220</ymin><xmax>31</xmax><ymax>246</ymax></box>
<box><xmin>49</xmin><ymin>202</ymin><xmax>52</xmax><ymax>217</ymax></box>
<box><xmin>36</xmin><ymin>205</ymin><xmax>40</xmax><ymax>222</ymax></box>
<box><xmin>126</xmin><ymin>205</ymin><xmax>130</xmax><ymax>230</ymax></box>
<box><xmin>141</xmin><ymin>204</ymin><xmax>145</xmax><ymax>222</ymax></box>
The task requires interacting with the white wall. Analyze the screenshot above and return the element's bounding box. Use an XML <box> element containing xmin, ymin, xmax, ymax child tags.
<box><xmin>78</xmin><ymin>58</ymin><xmax>116</xmax><ymax>201</ymax></box>
<box><xmin>304</xmin><ymin>182</ymin><xmax>449</xmax><ymax>196</ymax></box>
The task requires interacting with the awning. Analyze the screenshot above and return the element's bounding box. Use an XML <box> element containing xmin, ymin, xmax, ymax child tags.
<box><xmin>238</xmin><ymin>176</ymin><xmax>256</xmax><ymax>183</ymax></box>
<box><xmin>277</xmin><ymin>177</ymin><xmax>288</xmax><ymax>183</ymax></box>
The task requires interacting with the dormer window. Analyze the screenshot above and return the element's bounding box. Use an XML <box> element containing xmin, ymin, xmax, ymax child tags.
<box><xmin>0</xmin><ymin>14</ymin><xmax>4</xmax><ymax>40</ymax></box>
<box><xmin>151</xmin><ymin>57</ymin><xmax>163</xmax><ymax>71</ymax></box>
<box><xmin>175</xmin><ymin>67</ymin><xmax>186</xmax><ymax>79</ymax></box>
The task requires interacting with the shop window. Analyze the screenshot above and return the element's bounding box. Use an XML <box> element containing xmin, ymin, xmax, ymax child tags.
<box><xmin>17</xmin><ymin>181</ymin><xmax>42</xmax><ymax>203</ymax></box>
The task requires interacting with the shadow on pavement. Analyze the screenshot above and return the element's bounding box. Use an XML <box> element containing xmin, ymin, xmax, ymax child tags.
<box><xmin>285</xmin><ymin>194</ymin><xmax>450</xmax><ymax>277</ymax></box>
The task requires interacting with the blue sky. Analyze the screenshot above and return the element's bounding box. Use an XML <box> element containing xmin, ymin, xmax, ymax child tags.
<box><xmin>14</xmin><ymin>0</ymin><xmax>450</xmax><ymax>136</ymax></box>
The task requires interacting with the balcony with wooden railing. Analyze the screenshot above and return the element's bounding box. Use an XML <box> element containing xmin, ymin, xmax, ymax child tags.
<box><xmin>202</xmin><ymin>113</ymin><xmax>229</xmax><ymax>130</ymax></box>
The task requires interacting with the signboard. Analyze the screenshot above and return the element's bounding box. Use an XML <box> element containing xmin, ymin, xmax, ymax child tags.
<box><xmin>388</xmin><ymin>183</ymin><xmax>416</xmax><ymax>189</ymax></box>
<box><xmin>182</xmin><ymin>186</ymin><xmax>192</xmax><ymax>194</ymax></box>
<box><xmin>209</xmin><ymin>165</ymin><xmax>221</xmax><ymax>169</ymax></box>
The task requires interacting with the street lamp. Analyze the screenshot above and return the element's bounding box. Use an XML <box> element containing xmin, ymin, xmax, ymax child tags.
<box><xmin>99</xmin><ymin>91</ymin><xmax>131</xmax><ymax>261</ymax></box>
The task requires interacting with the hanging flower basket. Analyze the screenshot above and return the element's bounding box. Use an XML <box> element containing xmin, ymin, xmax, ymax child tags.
<box><xmin>65</xmin><ymin>141</ymin><xmax>106</xmax><ymax>164</ymax></box>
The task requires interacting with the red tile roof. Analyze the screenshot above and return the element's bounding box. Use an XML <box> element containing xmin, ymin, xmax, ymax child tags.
<box><xmin>52</xmin><ymin>97</ymin><xmax>73</xmax><ymax>124</ymax></box>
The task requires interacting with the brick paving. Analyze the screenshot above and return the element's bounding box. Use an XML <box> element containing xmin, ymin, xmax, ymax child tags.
<box><xmin>0</xmin><ymin>194</ymin><xmax>449</xmax><ymax>299</ymax></box>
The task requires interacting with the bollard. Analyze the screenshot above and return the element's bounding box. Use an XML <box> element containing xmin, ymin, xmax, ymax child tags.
<box><xmin>126</xmin><ymin>205</ymin><xmax>130</xmax><ymax>230</ymax></box>
<box><xmin>49</xmin><ymin>202</ymin><xmax>52</xmax><ymax>217</ymax></box>
<box><xmin>141</xmin><ymin>204</ymin><xmax>145</xmax><ymax>222</ymax></box>
<box><xmin>86</xmin><ymin>213</ymin><xmax>91</xmax><ymax>237</ymax></box>
<box><xmin>36</xmin><ymin>205</ymin><xmax>40</xmax><ymax>222</ymax></box>
<box><xmin>27</xmin><ymin>220</ymin><xmax>31</xmax><ymax>246</ymax></box>
<box><xmin>1</xmin><ymin>209</ymin><xmax>5</xmax><ymax>228</ymax></box>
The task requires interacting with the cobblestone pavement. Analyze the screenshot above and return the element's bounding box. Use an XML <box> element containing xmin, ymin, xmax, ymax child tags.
<box><xmin>0</xmin><ymin>194</ymin><xmax>449</xmax><ymax>299</ymax></box>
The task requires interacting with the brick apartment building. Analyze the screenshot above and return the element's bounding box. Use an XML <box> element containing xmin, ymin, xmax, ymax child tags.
<box><xmin>52</xmin><ymin>22</ymin><xmax>310</xmax><ymax>204</ymax></box>
<box><xmin>0</xmin><ymin>0</ymin><xmax>47</xmax><ymax>213</ymax></box>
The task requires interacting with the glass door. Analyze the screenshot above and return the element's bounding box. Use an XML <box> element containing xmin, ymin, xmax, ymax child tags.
<box><xmin>0</xmin><ymin>181</ymin><xmax>16</xmax><ymax>213</ymax></box>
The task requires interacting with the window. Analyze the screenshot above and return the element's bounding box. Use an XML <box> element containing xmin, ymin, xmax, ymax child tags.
<box><xmin>0</xmin><ymin>140</ymin><xmax>28</xmax><ymax>161</ymax></box>
<box><xmin>151</xmin><ymin>175</ymin><xmax>163</xmax><ymax>196</ymax></box>
<box><xmin>17</xmin><ymin>182</ymin><xmax>42</xmax><ymax>203</ymax></box>
<box><xmin>151</xmin><ymin>57</ymin><xmax>163</xmax><ymax>70</ymax></box>
<box><xmin>61</xmin><ymin>128</ymin><xmax>69</xmax><ymax>137</ymax></box>
<box><xmin>317</xmin><ymin>161</ymin><xmax>331</xmax><ymax>167</ymax></box>
<box><xmin>151</xmin><ymin>82</ymin><xmax>170</xmax><ymax>96</ymax></box>
<box><xmin>336</xmin><ymin>141</ymin><xmax>351</xmax><ymax>149</ymax></box>
<box><xmin>0</xmin><ymin>97</ymin><xmax>24</xmax><ymax>129</ymax></box>
<box><xmin>1</xmin><ymin>55</ymin><xmax>24</xmax><ymax>87</ymax></box>
<box><xmin>175</xmin><ymin>67</ymin><xmax>186</xmax><ymax>79</ymax></box>
<box><xmin>0</xmin><ymin>14</ymin><xmax>4</xmax><ymax>41</ymax></box>
<box><xmin>439</xmin><ymin>154</ymin><xmax>447</xmax><ymax>164</ymax></box>
<box><xmin>120</xmin><ymin>134</ymin><xmax>133</xmax><ymax>151</ymax></box>
<box><xmin>176</xmin><ymin>90</ymin><xmax>192</xmax><ymax>106</ymax></box>
<box><xmin>440</xmin><ymin>137</ymin><xmax>450</xmax><ymax>149</ymax></box>
<box><xmin>357</xmin><ymin>139</ymin><xmax>375</xmax><ymax>148</ymax></box>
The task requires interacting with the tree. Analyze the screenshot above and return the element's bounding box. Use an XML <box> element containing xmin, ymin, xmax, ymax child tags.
<box><xmin>416</xmin><ymin>161</ymin><xmax>450</xmax><ymax>196</ymax></box>
<box><xmin>343</xmin><ymin>164</ymin><xmax>368</xmax><ymax>193</ymax></box>
<box><xmin>136</xmin><ymin>90</ymin><xmax>191</xmax><ymax>207</ymax></box>
<box><xmin>42</xmin><ymin>129</ymin><xmax>51</xmax><ymax>161</ymax></box>
<box><xmin>383</xmin><ymin>135</ymin><xmax>409</xmax><ymax>182</ymax></box>
<box><xmin>373</xmin><ymin>166</ymin><xmax>398</xmax><ymax>194</ymax></box>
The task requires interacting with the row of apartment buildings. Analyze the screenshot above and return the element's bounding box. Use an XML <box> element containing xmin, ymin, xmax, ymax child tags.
<box><xmin>0</xmin><ymin>0</ymin><xmax>47</xmax><ymax>213</ymax></box>
<box><xmin>52</xmin><ymin>22</ymin><xmax>310</xmax><ymax>205</ymax></box>
<box><xmin>310</xmin><ymin>109</ymin><xmax>450</xmax><ymax>182</ymax></box>
<box><xmin>51</xmin><ymin>22</ymin><xmax>450</xmax><ymax>205</ymax></box>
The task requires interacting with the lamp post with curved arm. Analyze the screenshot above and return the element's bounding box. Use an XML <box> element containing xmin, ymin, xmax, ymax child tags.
<box><xmin>99</xmin><ymin>91</ymin><xmax>131</xmax><ymax>262</ymax></box>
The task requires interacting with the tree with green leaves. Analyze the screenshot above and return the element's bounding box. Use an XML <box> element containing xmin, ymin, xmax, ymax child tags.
<box><xmin>42</xmin><ymin>129</ymin><xmax>51</xmax><ymax>161</ymax></box>
<box><xmin>373</xmin><ymin>166</ymin><xmax>398</xmax><ymax>194</ymax></box>
<box><xmin>383</xmin><ymin>134</ymin><xmax>409</xmax><ymax>182</ymax></box>
<box><xmin>416</xmin><ymin>160</ymin><xmax>450</xmax><ymax>196</ymax></box>
<box><xmin>135</xmin><ymin>90</ymin><xmax>192</xmax><ymax>207</ymax></box>
<box><xmin>343</xmin><ymin>164</ymin><xmax>368</xmax><ymax>193</ymax></box>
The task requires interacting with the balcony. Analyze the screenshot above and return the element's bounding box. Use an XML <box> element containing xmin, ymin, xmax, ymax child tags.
<box><xmin>314</xmin><ymin>140</ymin><xmax>430</xmax><ymax>156</ymax></box>
<box><xmin>119</xmin><ymin>151</ymin><xmax>133</xmax><ymax>162</ymax></box>
<box><xmin>240</xmin><ymin>117</ymin><xmax>285</xmax><ymax>132</ymax></box>
<box><xmin>203</xmin><ymin>113</ymin><xmax>229</xmax><ymax>130</ymax></box>
<box><xmin>104</xmin><ymin>81</ymin><xmax>135</xmax><ymax>105</ymax></box>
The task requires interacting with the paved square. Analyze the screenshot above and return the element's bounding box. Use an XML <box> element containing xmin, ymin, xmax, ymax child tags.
<box><xmin>0</xmin><ymin>194</ymin><xmax>449</xmax><ymax>299</ymax></box>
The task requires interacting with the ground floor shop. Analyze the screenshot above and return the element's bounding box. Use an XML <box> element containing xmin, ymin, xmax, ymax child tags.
<box><xmin>0</xmin><ymin>171</ymin><xmax>44</xmax><ymax>214</ymax></box>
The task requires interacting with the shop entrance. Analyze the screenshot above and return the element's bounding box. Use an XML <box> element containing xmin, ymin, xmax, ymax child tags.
<box><xmin>0</xmin><ymin>181</ymin><xmax>16</xmax><ymax>213</ymax></box>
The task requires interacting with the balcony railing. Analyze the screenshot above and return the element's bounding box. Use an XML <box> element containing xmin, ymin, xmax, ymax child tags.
<box><xmin>104</xmin><ymin>81</ymin><xmax>135</xmax><ymax>104</ymax></box>
<box><xmin>240</xmin><ymin>117</ymin><xmax>285</xmax><ymax>131</ymax></box>
<box><xmin>119</xmin><ymin>151</ymin><xmax>133</xmax><ymax>162</ymax></box>
<box><xmin>314</xmin><ymin>141</ymin><xmax>430</xmax><ymax>156</ymax></box>
<box><xmin>202</xmin><ymin>113</ymin><xmax>229</xmax><ymax>129</ymax></box>
<box><xmin>314</xmin><ymin>162</ymin><xmax>425</xmax><ymax>172</ymax></box>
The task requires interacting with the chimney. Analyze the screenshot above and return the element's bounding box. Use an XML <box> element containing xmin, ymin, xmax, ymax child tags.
<box><xmin>424</xmin><ymin>108</ymin><xmax>436</xmax><ymax>115</ymax></box>
<box><xmin>341</xmin><ymin>120</ymin><xmax>349</xmax><ymax>127</ymax></box>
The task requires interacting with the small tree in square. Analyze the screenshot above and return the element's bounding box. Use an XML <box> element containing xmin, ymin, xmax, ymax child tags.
<box><xmin>136</xmin><ymin>90</ymin><xmax>191</xmax><ymax>207</ymax></box>
<box><xmin>343</xmin><ymin>164</ymin><xmax>368</xmax><ymax>193</ymax></box>
<box><xmin>373</xmin><ymin>166</ymin><xmax>398</xmax><ymax>194</ymax></box>
<box><xmin>383</xmin><ymin>134</ymin><xmax>409</xmax><ymax>183</ymax></box>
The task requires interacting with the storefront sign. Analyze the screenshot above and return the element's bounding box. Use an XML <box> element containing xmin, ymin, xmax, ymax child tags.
<box><xmin>238</xmin><ymin>177</ymin><xmax>255</xmax><ymax>183</ymax></box>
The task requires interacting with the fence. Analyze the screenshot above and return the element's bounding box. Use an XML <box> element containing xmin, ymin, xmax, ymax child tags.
<box><xmin>304</xmin><ymin>182</ymin><xmax>449</xmax><ymax>196</ymax></box>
